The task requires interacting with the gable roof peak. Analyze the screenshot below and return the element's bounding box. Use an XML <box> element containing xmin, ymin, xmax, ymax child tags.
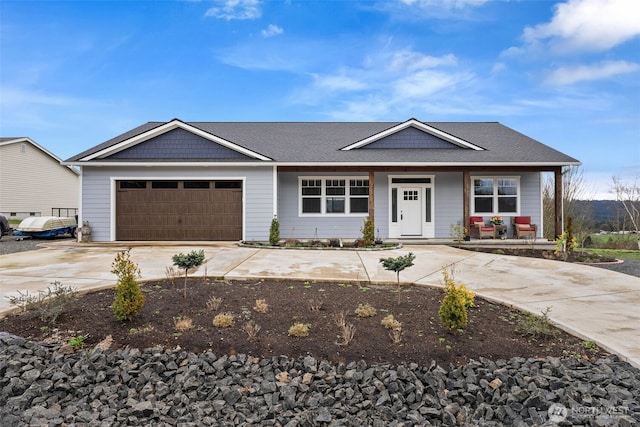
<box><xmin>341</xmin><ymin>118</ymin><xmax>484</xmax><ymax>151</ymax></box>
<box><xmin>79</xmin><ymin>119</ymin><xmax>272</xmax><ymax>161</ymax></box>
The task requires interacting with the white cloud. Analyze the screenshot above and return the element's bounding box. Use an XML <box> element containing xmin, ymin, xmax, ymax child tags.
<box><xmin>290</xmin><ymin>46</ymin><xmax>478</xmax><ymax>120</ymax></box>
<box><xmin>545</xmin><ymin>60</ymin><xmax>640</xmax><ymax>85</ymax></box>
<box><xmin>261</xmin><ymin>24</ymin><xmax>283</xmax><ymax>38</ymax></box>
<box><xmin>523</xmin><ymin>0</ymin><xmax>640</xmax><ymax>53</ymax></box>
<box><xmin>387</xmin><ymin>51</ymin><xmax>457</xmax><ymax>72</ymax></box>
<box><xmin>400</xmin><ymin>0</ymin><xmax>487</xmax><ymax>9</ymax></box>
<box><xmin>393</xmin><ymin>70</ymin><xmax>472</xmax><ymax>99</ymax></box>
<box><xmin>205</xmin><ymin>0</ymin><xmax>261</xmax><ymax>20</ymax></box>
<box><xmin>311</xmin><ymin>73</ymin><xmax>368</xmax><ymax>91</ymax></box>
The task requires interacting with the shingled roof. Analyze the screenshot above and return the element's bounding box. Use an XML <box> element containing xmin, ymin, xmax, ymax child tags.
<box><xmin>65</xmin><ymin>119</ymin><xmax>579</xmax><ymax>166</ymax></box>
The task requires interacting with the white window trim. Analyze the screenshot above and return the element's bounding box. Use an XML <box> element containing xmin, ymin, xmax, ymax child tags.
<box><xmin>298</xmin><ymin>176</ymin><xmax>370</xmax><ymax>217</ymax></box>
<box><xmin>471</xmin><ymin>176</ymin><xmax>520</xmax><ymax>215</ymax></box>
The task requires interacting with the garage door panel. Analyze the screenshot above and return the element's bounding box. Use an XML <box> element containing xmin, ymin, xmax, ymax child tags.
<box><xmin>116</xmin><ymin>180</ymin><xmax>242</xmax><ymax>241</ymax></box>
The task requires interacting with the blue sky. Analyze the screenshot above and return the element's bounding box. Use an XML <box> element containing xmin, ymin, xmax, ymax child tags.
<box><xmin>1</xmin><ymin>0</ymin><xmax>638</xmax><ymax>199</ymax></box>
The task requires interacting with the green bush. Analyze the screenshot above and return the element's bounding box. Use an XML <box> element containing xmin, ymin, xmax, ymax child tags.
<box><xmin>269</xmin><ymin>216</ymin><xmax>280</xmax><ymax>246</ymax></box>
<box><xmin>361</xmin><ymin>216</ymin><xmax>375</xmax><ymax>247</ymax></box>
<box><xmin>112</xmin><ymin>250</ymin><xmax>145</xmax><ymax>321</ymax></box>
<box><xmin>438</xmin><ymin>268</ymin><xmax>473</xmax><ymax>331</ymax></box>
<box><xmin>439</xmin><ymin>291</ymin><xmax>468</xmax><ymax>332</ymax></box>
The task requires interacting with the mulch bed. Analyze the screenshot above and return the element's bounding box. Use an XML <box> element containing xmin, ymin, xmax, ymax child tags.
<box><xmin>458</xmin><ymin>246</ymin><xmax>618</xmax><ymax>263</ymax></box>
<box><xmin>0</xmin><ymin>278</ymin><xmax>607</xmax><ymax>367</ymax></box>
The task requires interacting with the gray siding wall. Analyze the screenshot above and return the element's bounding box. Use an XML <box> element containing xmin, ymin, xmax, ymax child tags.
<box><xmin>278</xmin><ymin>172</ymin><xmax>384</xmax><ymax>239</ymax></box>
<box><xmin>434</xmin><ymin>172</ymin><xmax>464</xmax><ymax>238</ymax></box>
<box><xmin>81</xmin><ymin>166</ymin><xmax>273</xmax><ymax>241</ymax></box>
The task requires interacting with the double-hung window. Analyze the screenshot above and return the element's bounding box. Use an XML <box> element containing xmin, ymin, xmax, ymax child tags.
<box><xmin>472</xmin><ymin>177</ymin><xmax>519</xmax><ymax>214</ymax></box>
<box><xmin>300</xmin><ymin>177</ymin><xmax>369</xmax><ymax>215</ymax></box>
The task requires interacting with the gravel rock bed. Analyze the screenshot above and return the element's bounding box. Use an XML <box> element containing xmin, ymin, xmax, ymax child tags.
<box><xmin>0</xmin><ymin>235</ymin><xmax>49</xmax><ymax>255</ymax></box>
<box><xmin>1</xmin><ymin>333</ymin><xmax>638</xmax><ymax>426</ymax></box>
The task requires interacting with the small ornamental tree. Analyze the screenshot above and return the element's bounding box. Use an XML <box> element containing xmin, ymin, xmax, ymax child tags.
<box><xmin>269</xmin><ymin>216</ymin><xmax>280</xmax><ymax>246</ymax></box>
<box><xmin>111</xmin><ymin>249</ymin><xmax>145</xmax><ymax>321</ymax></box>
<box><xmin>379</xmin><ymin>252</ymin><xmax>416</xmax><ymax>304</ymax></box>
<box><xmin>361</xmin><ymin>216</ymin><xmax>375</xmax><ymax>247</ymax></box>
<box><xmin>172</xmin><ymin>250</ymin><xmax>206</xmax><ymax>298</ymax></box>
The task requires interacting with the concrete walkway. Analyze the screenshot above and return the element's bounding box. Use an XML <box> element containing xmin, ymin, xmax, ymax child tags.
<box><xmin>1</xmin><ymin>241</ymin><xmax>638</xmax><ymax>368</ymax></box>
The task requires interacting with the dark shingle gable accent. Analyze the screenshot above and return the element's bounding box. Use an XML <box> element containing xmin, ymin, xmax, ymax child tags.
<box><xmin>108</xmin><ymin>128</ymin><xmax>251</xmax><ymax>160</ymax></box>
<box><xmin>360</xmin><ymin>126</ymin><xmax>463</xmax><ymax>149</ymax></box>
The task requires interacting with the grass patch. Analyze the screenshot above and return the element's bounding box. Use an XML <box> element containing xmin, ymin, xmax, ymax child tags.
<box><xmin>579</xmin><ymin>248</ymin><xmax>640</xmax><ymax>260</ymax></box>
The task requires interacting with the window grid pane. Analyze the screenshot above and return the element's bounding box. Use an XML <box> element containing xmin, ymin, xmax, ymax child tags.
<box><xmin>301</xmin><ymin>177</ymin><xmax>369</xmax><ymax>215</ymax></box>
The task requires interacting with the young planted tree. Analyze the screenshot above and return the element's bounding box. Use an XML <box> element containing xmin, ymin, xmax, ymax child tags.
<box><xmin>438</xmin><ymin>267</ymin><xmax>475</xmax><ymax>333</ymax></box>
<box><xmin>111</xmin><ymin>249</ymin><xmax>145</xmax><ymax>321</ymax></box>
<box><xmin>379</xmin><ymin>252</ymin><xmax>416</xmax><ymax>304</ymax></box>
<box><xmin>542</xmin><ymin>166</ymin><xmax>593</xmax><ymax>243</ymax></box>
<box><xmin>172</xmin><ymin>250</ymin><xmax>206</xmax><ymax>298</ymax></box>
<box><xmin>612</xmin><ymin>176</ymin><xmax>640</xmax><ymax>249</ymax></box>
<box><xmin>269</xmin><ymin>216</ymin><xmax>280</xmax><ymax>246</ymax></box>
<box><xmin>361</xmin><ymin>216</ymin><xmax>375</xmax><ymax>247</ymax></box>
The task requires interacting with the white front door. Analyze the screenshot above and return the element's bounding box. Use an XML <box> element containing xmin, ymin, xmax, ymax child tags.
<box><xmin>400</xmin><ymin>188</ymin><xmax>422</xmax><ymax>235</ymax></box>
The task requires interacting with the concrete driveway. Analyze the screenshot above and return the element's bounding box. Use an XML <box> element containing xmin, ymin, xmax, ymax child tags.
<box><xmin>1</xmin><ymin>241</ymin><xmax>639</xmax><ymax>368</ymax></box>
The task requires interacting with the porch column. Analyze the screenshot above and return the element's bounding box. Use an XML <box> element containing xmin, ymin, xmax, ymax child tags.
<box><xmin>463</xmin><ymin>170</ymin><xmax>470</xmax><ymax>234</ymax></box>
<box><xmin>554</xmin><ymin>167</ymin><xmax>563</xmax><ymax>238</ymax></box>
<box><xmin>368</xmin><ymin>170</ymin><xmax>375</xmax><ymax>223</ymax></box>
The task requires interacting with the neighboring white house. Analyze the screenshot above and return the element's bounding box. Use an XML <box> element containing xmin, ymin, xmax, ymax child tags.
<box><xmin>0</xmin><ymin>137</ymin><xmax>80</xmax><ymax>219</ymax></box>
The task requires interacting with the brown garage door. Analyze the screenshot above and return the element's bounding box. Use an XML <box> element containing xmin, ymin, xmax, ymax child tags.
<box><xmin>116</xmin><ymin>180</ymin><xmax>242</xmax><ymax>241</ymax></box>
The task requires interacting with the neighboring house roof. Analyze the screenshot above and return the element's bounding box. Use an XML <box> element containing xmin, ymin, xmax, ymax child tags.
<box><xmin>65</xmin><ymin>118</ymin><xmax>580</xmax><ymax>167</ymax></box>
<box><xmin>1</xmin><ymin>137</ymin><xmax>80</xmax><ymax>175</ymax></box>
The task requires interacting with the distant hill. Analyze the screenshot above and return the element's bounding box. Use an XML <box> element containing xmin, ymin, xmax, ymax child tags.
<box><xmin>575</xmin><ymin>200</ymin><xmax>627</xmax><ymax>230</ymax></box>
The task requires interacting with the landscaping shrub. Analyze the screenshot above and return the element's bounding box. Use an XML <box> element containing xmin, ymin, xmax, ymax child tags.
<box><xmin>333</xmin><ymin>311</ymin><xmax>356</xmax><ymax>346</ymax></box>
<box><xmin>173</xmin><ymin>316</ymin><xmax>193</xmax><ymax>332</ymax></box>
<box><xmin>516</xmin><ymin>307</ymin><xmax>558</xmax><ymax>338</ymax></box>
<box><xmin>206</xmin><ymin>296</ymin><xmax>223</xmax><ymax>311</ymax></box>
<box><xmin>381</xmin><ymin>314</ymin><xmax>402</xmax><ymax>331</ymax></box>
<box><xmin>253</xmin><ymin>299</ymin><xmax>269</xmax><ymax>313</ymax></box>
<box><xmin>111</xmin><ymin>250</ymin><xmax>145</xmax><ymax>321</ymax></box>
<box><xmin>361</xmin><ymin>216</ymin><xmax>375</xmax><ymax>247</ymax></box>
<box><xmin>7</xmin><ymin>281</ymin><xmax>77</xmax><ymax>324</ymax></box>
<box><xmin>212</xmin><ymin>312</ymin><xmax>234</xmax><ymax>328</ymax></box>
<box><xmin>438</xmin><ymin>267</ymin><xmax>475</xmax><ymax>332</ymax></box>
<box><xmin>288</xmin><ymin>322</ymin><xmax>310</xmax><ymax>337</ymax></box>
<box><xmin>354</xmin><ymin>303</ymin><xmax>377</xmax><ymax>318</ymax></box>
<box><xmin>269</xmin><ymin>216</ymin><xmax>280</xmax><ymax>246</ymax></box>
<box><xmin>242</xmin><ymin>321</ymin><xmax>261</xmax><ymax>340</ymax></box>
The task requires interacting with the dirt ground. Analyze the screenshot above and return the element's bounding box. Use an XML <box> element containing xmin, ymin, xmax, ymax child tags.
<box><xmin>0</xmin><ymin>278</ymin><xmax>606</xmax><ymax>367</ymax></box>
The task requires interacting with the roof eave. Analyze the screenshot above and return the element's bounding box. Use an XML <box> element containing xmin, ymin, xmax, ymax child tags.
<box><xmin>63</xmin><ymin>160</ymin><xmax>581</xmax><ymax>168</ymax></box>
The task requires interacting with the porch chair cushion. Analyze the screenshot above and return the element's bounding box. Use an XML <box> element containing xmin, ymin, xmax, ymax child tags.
<box><xmin>469</xmin><ymin>216</ymin><xmax>495</xmax><ymax>239</ymax></box>
<box><xmin>513</xmin><ymin>216</ymin><xmax>537</xmax><ymax>238</ymax></box>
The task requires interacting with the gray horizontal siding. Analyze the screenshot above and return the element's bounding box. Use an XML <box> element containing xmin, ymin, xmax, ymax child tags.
<box><xmin>277</xmin><ymin>172</ymin><xmax>375</xmax><ymax>240</ymax></box>
<box><xmin>81</xmin><ymin>166</ymin><xmax>273</xmax><ymax>241</ymax></box>
<box><xmin>434</xmin><ymin>173</ymin><xmax>464</xmax><ymax>238</ymax></box>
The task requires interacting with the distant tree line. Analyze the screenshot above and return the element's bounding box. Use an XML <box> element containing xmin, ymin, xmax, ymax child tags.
<box><xmin>543</xmin><ymin>169</ymin><xmax>639</xmax><ymax>249</ymax></box>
